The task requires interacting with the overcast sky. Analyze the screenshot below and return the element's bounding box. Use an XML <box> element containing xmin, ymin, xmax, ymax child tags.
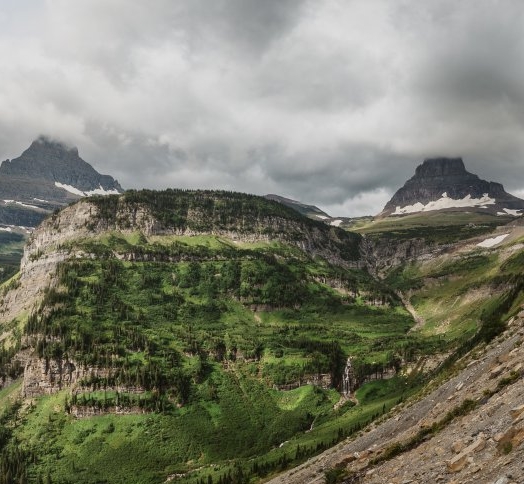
<box><xmin>1</xmin><ymin>0</ymin><xmax>523</xmax><ymax>216</ymax></box>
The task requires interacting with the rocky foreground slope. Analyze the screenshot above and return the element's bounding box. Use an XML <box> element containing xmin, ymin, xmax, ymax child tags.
<box><xmin>267</xmin><ymin>313</ymin><xmax>524</xmax><ymax>484</ymax></box>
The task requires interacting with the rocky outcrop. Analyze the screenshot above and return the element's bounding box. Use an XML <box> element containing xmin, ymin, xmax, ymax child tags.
<box><xmin>21</xmin><ymin>355</ymin><xmax>141</xmax><ymax>399</ymax></box>
<box><xmin>0</xmin><ymin>250</ymin><xmax>69</xmax><ymax>329</ymax></box>
<box><xmin>69</xmin><ymin>405</ymin><xmax>146</xmax><ymax>418</ymax></box>
<box><xmin>23</xmin><ymin>193</ymin><xmax>362</xmax><ymax>267</ymax></box>
<box><xmin>381</xmin><ymin>157</ymin><xmax>524</xmax><ymax>217</ymax></box>
<box><xmin>22</xmin><ymin>357</ymin><xmax>79</xmax><ymax>397</ymax></box>
<box><xmin>264</xmin><ymin>194</ymin><xmax>331</xmax><ymax>219</ymax></box>
<box><xmin>0</xmin><ymin>201</ymin><xmax>96</xmax><ymax>326</ymax></box>
<box><xmin>447</xmin><ymin>433</ymin><xmax>486</xmax><ymax>472</ymax></box>
<box><xmin>360</xmin><ymin>235</ymin><xmax>448</xmax><ymax>276</ymax></box>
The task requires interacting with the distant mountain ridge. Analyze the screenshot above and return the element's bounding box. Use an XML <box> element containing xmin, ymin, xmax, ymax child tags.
<box><xmin>380</xmin><ymin>157</ymin><xmax>524</xmax><ymax>217</ymax></box>
<box><xmin>264</xmin><ymin>193</ymin><xmax>331</xmax><ymax>220</ymax></box>
<box><xmin>0</xmin><ymin>136</ymin><xmax>123</xmax><ymax>227</ymax></box>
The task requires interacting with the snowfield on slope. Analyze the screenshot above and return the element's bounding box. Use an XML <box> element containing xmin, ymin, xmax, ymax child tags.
<box><xmin>477</xmin><ymin>233</ymin><xmax>510</xmax><ymax>248</ymax></box>
<box><xmin>55</xmin><ymin>182</ymin><xmax>121</xmax><ymax>197</ymax></box>
<box><xmin>3</xmin><ymin>200</ymin><xmax>40</xmax><ymax>210</ymax></box>
<box><xmin>393</xmin><ymin>192</ymin><xmax>495</xmax><ymax>215</ymax></box>
<box><xmin>496</xmin><ymin>208</ymin><xmax>522</xmax><ymax>216</ymax></box>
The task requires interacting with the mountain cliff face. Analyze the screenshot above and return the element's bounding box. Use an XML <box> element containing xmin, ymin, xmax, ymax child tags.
<box><xmin>0</xmin><ymin>189</ymin><xmax>407</xmax><ymax>483</ymax></box>
<box><xmin>0</xmin><ymin>189</ymin><xmax>365</xmax><ymax>394</ymax></box>
<box><xmin>381</xmin><ymin>157</ymin><xmax>524</xmax><ymax>217</ymax></box>
<box><xmin>0</xmin><ymin>136</ymin><xmax>123</xmax><ymax>227</ymax></box>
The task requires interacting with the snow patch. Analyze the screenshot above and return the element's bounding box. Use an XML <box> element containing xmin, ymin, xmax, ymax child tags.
<box><xmin>55</xmin><ymin>182</ymin><xmax>85</xmax><ymax>196</ymax></box>
<box><xmin>316</xmin><ymin>215</ymin><xmax>329</xmax><ymax>220</ymax></box>
<box><xmin>33</xmin><ymin>198</ymin><xmax>50</xmax><ymax>203</ymax></box>
<box><xmin>85</xmin><ymin>185</ymin><xmax>121</xmax><ymax>196</ymax></box>
<box><xmin>0</xmin><ymin>224</ymin><xmax>33</xmax><ymax>233</ymax></box>
<box><xmin>55</xmin><ymin>182</ymin><xmax>120</xmax><ymax>197</ymax></box>
<box><xmin>3</xmin><ymin>200</ymin><xmax>40</xmax><ymax>210</ymax></box>
<box><xmin>15</xmin><ymin>201</ymin><xmax>39</xmax><ymax>209</ymax></box>
<box><xmin>477</xmin><ymin>233</ymin><xmax>510</xmax><ymax>248</ymax></box>
<box><xmin>392</xmin><ymin>193</ymin><xmax>496</xmax><ymax>215</ymax></box>
<box><xmin>330</xmin><ymin>219</ymin><xmax>343</xmax><ymax>227</ymax></box>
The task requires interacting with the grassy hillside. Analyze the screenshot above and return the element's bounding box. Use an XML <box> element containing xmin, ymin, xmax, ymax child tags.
<box><xmin>2</xmin><ymin>190</ymin><xmax>519</xmax><ymax>483</ymax></box>
<box><xmin>0</xmin><ymin>231</ymin><xmax>25</xmax><ymax>284</ymax></box>
<box><xmin>384</xmin><ymin>233</ymin><xmax>524</xmax><ymax>343</ymax></box>
<box><xmin>355</xmin><ymin>211</ymin><xmax>514</xmax><ymax>244</ymax></box>
<box><xmin>0</xmin><ymin>190</ymin><xmax>441</xmax><ymax>484</ymax></box>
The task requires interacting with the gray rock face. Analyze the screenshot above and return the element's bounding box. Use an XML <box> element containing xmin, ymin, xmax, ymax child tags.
<box><xmin>382</xmin><ymin>157</ymin><xmax>524</xmax><ymax>216</ymax></box>
<box><xmin>0</xmin><ymin>136</ymin><xmax>123</xmax><ymax>226</ymax></box>
<box><xmin>0</xmin><ymin>136</ymin><xmax>123</xmax><ymax>193</ymax></box>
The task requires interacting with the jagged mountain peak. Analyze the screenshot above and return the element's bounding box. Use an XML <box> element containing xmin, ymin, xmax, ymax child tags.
<box><xmin>1</xmin><ymin>136</ymin><xmax>123</xmax><ymax>193</ymax></box>
<box><xmin>381</xmin><ymin>157</ymin><xmax>524</xmax><ymax>217</ymax></box>
<box><xmin>0</xmin><ymin>137</ymin><xmax>123</xmax><ymax>227</ymax></box>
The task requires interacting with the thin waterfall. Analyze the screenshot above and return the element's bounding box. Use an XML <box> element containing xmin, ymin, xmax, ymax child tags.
<box><xmin>342</xmin><ymin>357</ymin><xmax>354</xmax><ymax>396</ymax></box>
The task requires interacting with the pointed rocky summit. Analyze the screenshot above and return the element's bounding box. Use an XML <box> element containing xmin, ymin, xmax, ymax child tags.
<box><xmin>0</xmin><ymin>136</ymin><xmax>123</xmax><ymax>227</ymax></box>
<box><xmin>380</xmin><ymin>157</ymin><xmax>524</xmax><ymax>217</ymax></box>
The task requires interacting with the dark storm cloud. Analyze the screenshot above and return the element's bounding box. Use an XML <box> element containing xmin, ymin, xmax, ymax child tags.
<box><xmin>1</xmin><ymin>1</ymin><xmax>524</xmax><ymax>215</ymax></box>
<box><xmin>257</xmin><ymin>143</ymin><xmax>412</xmax><ymax>200</ymax></box>
<box><xmin>172</xmin><ymin>0</ymin><xmax>311</xmax><ymax>56</ymax></box>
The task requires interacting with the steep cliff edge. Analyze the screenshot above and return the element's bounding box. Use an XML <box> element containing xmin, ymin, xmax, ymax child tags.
<box><xmin>4</xmin><ymin>188</ymin><xmax>362</xmax><ymax>319</ymax></box>
<box><xmin>0</xmin><ymin>201</ymin><xmax>94</xmax><ymax>326</ymax></box>
<box><xmin>0</xmin><ymin>189</ymin><xmax>365</xmax><ymax>397</ymax></box>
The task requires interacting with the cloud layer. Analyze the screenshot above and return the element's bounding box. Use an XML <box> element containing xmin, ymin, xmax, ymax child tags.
<box><xmin>1</xmin><ymin>0</ymin><xmax>523</xmax><ymax>215</ymax></box>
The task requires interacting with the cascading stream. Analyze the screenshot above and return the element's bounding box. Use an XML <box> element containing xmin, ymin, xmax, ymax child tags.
<box><xmin>342</xmin><ymin>357</ymin><xmax>354</xmax><ymax>397</ymax></box>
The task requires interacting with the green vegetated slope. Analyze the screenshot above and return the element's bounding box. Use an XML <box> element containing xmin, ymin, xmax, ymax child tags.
<box><xmin>0</xmin><ymin>231</ymin><xmax>26</xmax><ymax>284</ymax></box>
<box><xmin>356</xmin><ymin>211</ymin><xmax>514</xmax><ymax>244</ymax></box>
<box><xmin>384</xmin><ymin>229</ymin><xmax>524</xmax><ymax>342</ymax></box>
<box><xmin>3</xmin><ymin>191</ymin><xmax>520</xmax><ymax>484</ymax></box>
<box><xmin>0</xmin><ymin>190</ymin><xmax>438</xmax><ymax>484</ymax></box>
<box><xmin>354</xmin><ymin>211</ymin><xmax>524</xmax><ymax>344</ymax></box>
